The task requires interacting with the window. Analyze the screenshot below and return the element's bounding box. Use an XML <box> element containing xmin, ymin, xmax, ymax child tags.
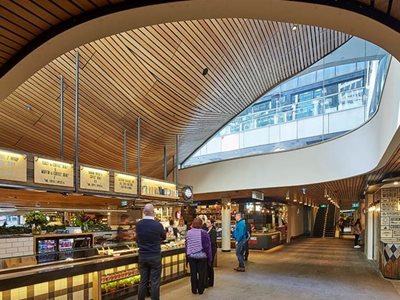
<box><xmin>336</xmin><ymin>63</ymin><xmax>356</xmax><ymax>76</ymax></box>
<box><xmin>182</xmin><ymin>37</ymin><xmax>390</xmax><ymax>168</ymax></box>
<box><xmin>253</xmin><ymin>102</ymin><xmax>268</xmax><ymax>112</ymax></box>
<box><xmin>299</xmin><ymin>91</ymin><xmax>314</xmax><ymax>102</ymax></box>
<box><xmin>298</xmin><ymin>72</ymin><xmax>316</xmax><ymax>86</ymax></box>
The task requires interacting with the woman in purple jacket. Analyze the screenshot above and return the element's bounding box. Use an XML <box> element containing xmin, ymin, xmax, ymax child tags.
<box><xmin>186</xmin><ymin>217</ymin><xmax>212</xmax><ymax>295</ymax></box>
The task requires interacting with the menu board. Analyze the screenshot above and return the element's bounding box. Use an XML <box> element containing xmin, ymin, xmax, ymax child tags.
<box><xmin>34</xmin><ymin>157</ymin><xmax>74</xmax><ymax>187</ymax></box>
<box><xmin>380</xmin><ymin>188</ymin><xmax>400</xmax><ymax>243</ymax></box>
<box><xmin>80</xmin><ymin>166</ymin><xmax>110</xmax><ymax>191</ymax></box>
<box><xmin>0</xmin><ymin>149</ymin><xmax>27</xmax><ymax>182</ymax></box>
<box><xmin>114</xmin><ymin>173</ymin><xmax>137</xmax><ymax>195</ymax></box>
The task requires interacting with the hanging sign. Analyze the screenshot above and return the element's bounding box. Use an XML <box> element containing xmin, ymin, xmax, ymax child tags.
<box><xmin>34</xmin><ymin>157</ymin><xmax>74</xmax><ymax>187</ymax></box>
<box><xmin>0</xmin><ymin>149</ymin><xmax>27</xmax><ymax>182</ymax></box>
<box><xmin>80</xmin><ymin>166</ymin><xmax>110</xmax><ymax>191</ymax></box>
<box><xmin>114</xmin><ymin>173</ymin><xmax>137</xmax><ymax>195</ymax></box>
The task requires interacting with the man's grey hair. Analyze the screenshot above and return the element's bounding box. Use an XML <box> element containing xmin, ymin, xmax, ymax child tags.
<box><xmin>143</xmin><ymin>203</ymin><xmax>155</xmax><ymax>216</ymax></box>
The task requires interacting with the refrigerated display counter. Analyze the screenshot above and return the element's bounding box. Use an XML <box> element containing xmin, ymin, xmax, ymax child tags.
<box><xmin>248</xmin><ymin>231</ymin><xmax>282</xmax><ymax>250</ymax></box>
<box><xmin>35</xmin><ymin>233</ymin><xmax>94</xmax><ymax>263</ymax></box>
<box><xmin>0</xmin><ymin>241</ymin><xmax>187</xmax><ymax>300</ymax></box>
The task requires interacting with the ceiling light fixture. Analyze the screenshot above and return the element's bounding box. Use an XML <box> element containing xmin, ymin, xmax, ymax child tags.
<box><xmin>292</xmin><ymin>25</ymin><xmax>298</xmax><ymax>31</ymax></box>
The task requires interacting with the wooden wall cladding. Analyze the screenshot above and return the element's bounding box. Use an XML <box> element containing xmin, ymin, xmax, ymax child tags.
<box><xmin>0</xmin><ymin>18</ymin><xmax>350</xmax><ymax>180</ymax></box>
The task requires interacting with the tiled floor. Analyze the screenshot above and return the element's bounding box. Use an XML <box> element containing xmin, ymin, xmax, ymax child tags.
<box><xmin>158</xmin><ymin>238</ymin><xmax>400</xmax><ymax>300</ymax></box>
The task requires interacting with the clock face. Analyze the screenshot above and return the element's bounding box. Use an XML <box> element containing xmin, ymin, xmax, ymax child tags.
<box><xmin>183</xmin><ymin>187</ymin><xmax>193</xmax><ymax>199</ymax></box>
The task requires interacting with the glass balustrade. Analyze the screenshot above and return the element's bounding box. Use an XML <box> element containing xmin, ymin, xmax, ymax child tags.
<box><xmin>182</xmin><ymin>37</ymin><xmax>392</xmax><ymax>167</ymax></box>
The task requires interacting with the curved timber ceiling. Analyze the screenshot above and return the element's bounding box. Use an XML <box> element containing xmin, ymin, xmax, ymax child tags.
<box><xmin>1</xmin><ymin>0</ymin><xmax>400</xmax><ymax>102</ymax></box>
<box><xmin>0</xmin><ymin>0</ymin><xmax>398</xmax><ymax>76</ymax></box>
<box><xmin>0</xmin><ymin>18</ymin><xmax>350</xmax><ymax>178</ymax></box>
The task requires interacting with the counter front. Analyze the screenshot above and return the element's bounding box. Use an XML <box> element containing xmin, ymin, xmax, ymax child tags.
<box><xmin>248</xmin><ymin>232</ymin><xmax>282</xmax><ymax>250</ymax></box>
<box><xmin>0</xmin><ymin>246</ymin><xmax>187</xmax><ymax>300</ymax></box>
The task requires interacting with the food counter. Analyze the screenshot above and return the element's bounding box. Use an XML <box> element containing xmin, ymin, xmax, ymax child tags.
<box><xmin>0</xmin><ymin>241</ymin><xmax>187</xmax><ymax>300</ymax></box>
<box><xmin>248</xmin><ymin>232</ymin><xmax>282</xmax><ymax>250</ymax></box>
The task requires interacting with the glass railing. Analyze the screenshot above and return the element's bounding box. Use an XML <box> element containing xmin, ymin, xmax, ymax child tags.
<box><xmin>183</xmin><ymin>37</ymin><xmax>392</xmax><ymax>167</ymax></box>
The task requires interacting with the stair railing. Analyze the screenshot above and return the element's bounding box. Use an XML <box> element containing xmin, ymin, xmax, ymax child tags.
<box><xmin>322</xmin><ymin>205</ymin><xmax>329</xmax><ymax>238</ymax></box>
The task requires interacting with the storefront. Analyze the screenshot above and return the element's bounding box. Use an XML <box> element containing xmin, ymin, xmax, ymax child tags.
<box><xmin>194</xmin><ymin>199</ymin><xmax>288</xmax><ymax>250</ymax></box>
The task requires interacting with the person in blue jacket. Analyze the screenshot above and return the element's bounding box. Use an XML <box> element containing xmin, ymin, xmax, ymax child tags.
<box><xmin>232</xmin><ymin>212</ymin><xmax>247</xmax><ymax>272</ymax></box>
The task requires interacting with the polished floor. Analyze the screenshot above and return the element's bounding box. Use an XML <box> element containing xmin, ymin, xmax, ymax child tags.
<box><xmin>159</xmin><ymin>238</ymin><xmax>400</xmax><ymax>300</ymax></box>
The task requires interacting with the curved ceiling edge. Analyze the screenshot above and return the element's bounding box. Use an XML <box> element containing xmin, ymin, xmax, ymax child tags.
<box><xmin>1</xmin><ymin>0</ymin><xmax>400</xmax><ymax>101</ymax></box>
<box><xmin>178</xmin><ymin>58</ymin><xmax>400</xmax><ymax>194</ymax></box>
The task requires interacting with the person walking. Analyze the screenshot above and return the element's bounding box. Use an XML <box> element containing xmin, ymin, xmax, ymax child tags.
<box><xmin>352</xmin><ymin>219</ymin><xmax>362</xmax><ymax>249</ymax></box>
<box><xmin>186</xmin><ymin>217</ymin><xmax>212</xmax><ymax>295</ymax></box>
<box><xmin>243</xmin><ymin>219</ymin><xmax>251</xmax><ymax>261</ymax></box>
<box><xmin>136</xmin><ymin>204</ymin><xmax>166</xmax><ymax>300</ymax></box>
<box><xmin>233</xmin><ymin>213</ymin><xmax>247</xmax><ymax>272</ymax></box>
<box><xmin>205</xmin><ymin>219</ymin><xmax>217</xmax><ymax>287</ymax></box>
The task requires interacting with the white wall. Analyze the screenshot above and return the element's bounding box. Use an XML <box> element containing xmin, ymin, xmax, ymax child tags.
<box><xmin>179</xmin><ymin>59</ymin><xmax>400</xmax><ymax>193</ymax></box>
<box><xmin>288</xmin><ymin>205</ymin><xmax>305</xmax><ymax>241</ymax></box>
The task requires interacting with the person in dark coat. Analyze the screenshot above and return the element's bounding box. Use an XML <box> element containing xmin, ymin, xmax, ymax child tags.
<box><xmin>205</xmin><ymin>219</ymin><xmax>217</xmax><ymax>287</ymax></box>
<box><xmin>136</xmin><ymin>204</ymin><xmax>166</xmax><ymax>300</ymax></box>
<box><xmin>243</xmin><ymin>219</ymin><xmax>251</xmax><ymax>261</ymax></box>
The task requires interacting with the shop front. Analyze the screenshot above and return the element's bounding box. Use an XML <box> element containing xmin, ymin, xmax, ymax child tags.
<box><xmin>194</xmin><ymin>199</ymin><xmax>288</xmax><ymax>250</ymax></box>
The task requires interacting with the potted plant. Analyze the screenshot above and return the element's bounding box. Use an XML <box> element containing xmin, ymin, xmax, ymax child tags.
<box><xmin>75</xmin><ymin>211</ymin><xmax>91</xmax><ymax>233</ymax></box>
<box><xmin>24</xmin><ymin>211</ymin><xmax>48</xmax><ymax>235</ymax></box>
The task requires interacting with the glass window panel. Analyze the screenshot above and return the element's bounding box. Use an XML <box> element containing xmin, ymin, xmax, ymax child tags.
<box><xmin>182</xmin><ymin>37</ymin><xmax>390</xmax><ymax>168</ymax></box>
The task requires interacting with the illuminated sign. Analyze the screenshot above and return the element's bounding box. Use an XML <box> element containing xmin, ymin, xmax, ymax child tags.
<box><xmin>34</xmin><ymin>157</ymin><xmax>73</xmax><ymax>187</ymax></box>
<box><xmin>80</xmin><ymin>166</ymin><xmax>110</xmax><ymax>191</ymax></box>
<box><xmin>0</xmin><ymin>149</ymin><xmax>27</xmax><ymax>182</ymax></box>
<box><xmin>114</xmin><ymin>173</ymin><xmax>137</xmax><ymax>195</ymax></box>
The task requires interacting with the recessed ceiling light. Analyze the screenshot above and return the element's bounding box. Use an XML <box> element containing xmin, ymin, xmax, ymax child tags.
<box><xmin>394</xmin><ymin>181</ymin><xmax>399</xmax><ymax>185</ymax></box>
<box><xmin>292</xmin><ymin>25</ymin><xmax>298</xmax><ymax>31</ymax></box>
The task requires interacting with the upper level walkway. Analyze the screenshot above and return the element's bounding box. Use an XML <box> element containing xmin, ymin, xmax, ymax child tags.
<box><xmin>160</xmin><ymin>238</ymin><xmax>400</xmax><ymax>300</ymax></box>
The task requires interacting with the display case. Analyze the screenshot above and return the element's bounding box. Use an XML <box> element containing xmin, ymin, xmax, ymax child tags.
<box><xmin>35</xmin><ymin>233</ymin><xmax>93</xmax><ymax>263</ymax></box>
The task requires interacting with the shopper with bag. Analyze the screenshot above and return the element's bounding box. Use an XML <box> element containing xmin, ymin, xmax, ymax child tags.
<box><xmin>186</xmin><ymin>217</ymin><xmax>212</xmax><ymax>295</ymax></box>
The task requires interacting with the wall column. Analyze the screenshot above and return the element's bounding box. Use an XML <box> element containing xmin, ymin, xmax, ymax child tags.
<box><xmin>221</xmin><ymin>197</ymin><xmax>231</xmax><ymax>252</ymax></box>
<box><xmin>366</xmin><ymin>193</ymin><xmax>374</xmax><ymax>259</ymax></box>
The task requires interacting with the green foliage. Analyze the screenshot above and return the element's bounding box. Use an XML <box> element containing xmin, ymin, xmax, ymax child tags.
<box><xmin>87</xmin><ymin>223</ymin><xmax>111</xmax><ymax>231</ymax></box>
<box><xmin>0</xmin><ymin>226</ymin><xmax>31</xmax><ymax>235</ymax></box>
<box><xmin>45</xmin><ymin>224</ymin><xmax>66</xmax><ymax>233</ymax></box>
<box><xmin>24</xmin><ymin>211</ymin><xmax>48</xmax><ymax>227</ymax></box>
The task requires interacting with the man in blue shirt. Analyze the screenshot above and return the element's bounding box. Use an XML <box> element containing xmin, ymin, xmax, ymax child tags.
<box><xmin>136</xmin><ymin>204</ymin><xmax>166</xmax><ymax>300</ymax></box>
<box><xmin>233</xmin><ymin>213</ymin><xmax>247</xmax><ymax>272</ymax></box>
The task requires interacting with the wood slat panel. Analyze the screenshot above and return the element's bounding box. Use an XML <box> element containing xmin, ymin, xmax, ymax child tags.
<box><xmin>0</xmin><ymin>19</ymin><xmax>349</xmax><ymax>181</ymax></box>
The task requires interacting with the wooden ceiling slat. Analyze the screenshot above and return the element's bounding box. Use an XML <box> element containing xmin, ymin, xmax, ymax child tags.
<box><xmin>0</xmin><ymin>19</ymin><xmax>350</xmax><ymax>178</ymax></box>
<box><xmin>32</xmin><ymin>0</ymin><xmax>73</xmax><ymax>20</ymax></box>
<box><xmin>71</xmin><ymin>0</ymin><xmax>97</xmax><ymax>11</ymax></box>
<box><xmin>177</xmin><ymin>20</ymin><xmax>248</xmax><ymax>112</ymax></box>
<box><xmin>1</xmin><ymin>1</ymin><xmax>51</xmax><ymax>30</ymax></box>
<box><xmin>0</xmin><ymin>17</ymin><xmax>37</xmax><ymax>39</ymax></box>
<box><xmin>15</xmin><ymin>0</ymin><xmax>62</xmax><ymax>24</ymax></box>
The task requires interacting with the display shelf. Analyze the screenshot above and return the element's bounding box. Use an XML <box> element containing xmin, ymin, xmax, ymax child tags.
<box><xmin>141</xmin><ymin>177</ymin><xmax>178</xmax><ymax>199</ymax></box>
<box><xmin>100</xmin><ymin>270</ymin><xmax>139</xmax><ymax>284</ymax></box>
<box><xmin>102</xmin><ymin>285</ymin><xmax>138</xmax><ymax>300</ymax></box>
